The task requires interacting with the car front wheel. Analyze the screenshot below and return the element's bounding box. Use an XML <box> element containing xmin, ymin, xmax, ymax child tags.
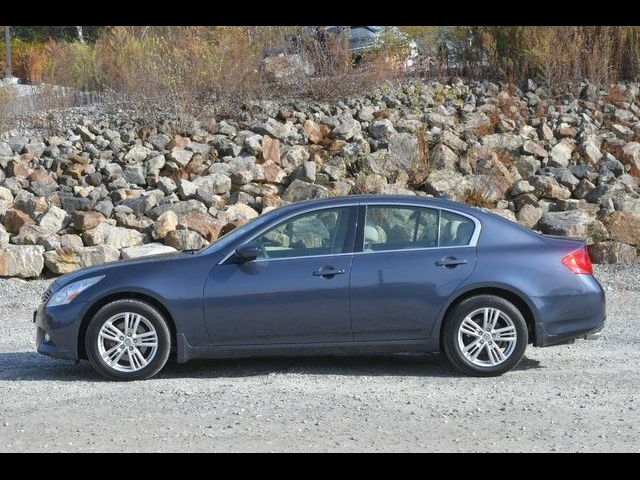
<box><xmin>443</xmin><ymin>295</ymin><xmax>528</xmax><ymax>376</ymax></box>
<box><xmin>85</xmin><ymin>299</ymin><xmax>171</xmax><ymax>381</ymax></box>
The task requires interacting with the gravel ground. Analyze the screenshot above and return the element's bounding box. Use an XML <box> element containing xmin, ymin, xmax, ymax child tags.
<box><xmin>0</xmin><ymin>265</ymin><xmax>638</xmax><ymax>452</ymax></box>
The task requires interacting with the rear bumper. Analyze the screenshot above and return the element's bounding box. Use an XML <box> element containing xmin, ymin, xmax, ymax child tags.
<box><xmin>535</xmin><ymin>317</ymin><xmax>605</xmax><ymax>346</ymax></box>
<box><xmin>532</xmin><ymin>275</ymin><xmax>606</xmax><ymax>347</ymax></box>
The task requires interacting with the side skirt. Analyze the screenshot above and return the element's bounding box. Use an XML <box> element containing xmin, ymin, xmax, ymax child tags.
<box><xmin>176</xmin><ymin>333</ymin><xmax>439</xmax><ymax>363</ymax></box>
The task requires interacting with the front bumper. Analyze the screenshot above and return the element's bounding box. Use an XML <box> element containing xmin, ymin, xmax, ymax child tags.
<box><xmin>34</xmin><ymin>300</ymin><xmax>88</xmax><ymax>361</ymax></box>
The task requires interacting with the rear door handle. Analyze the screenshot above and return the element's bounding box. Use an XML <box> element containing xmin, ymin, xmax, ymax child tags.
<box><xmin>312</xmin><ymin>266</ymin><xmax>346</xmax><ymax>277</ymax></box>
<box><xmin>436</xmin><ymin>257</ymin><xmax>468</xmax><ymax>267</ymax></box>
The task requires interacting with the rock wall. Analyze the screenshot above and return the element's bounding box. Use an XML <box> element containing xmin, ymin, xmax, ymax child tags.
<box><xmin>1</xmin><ymin>78</ymin><xmax>640</xmax><ymax>278</ymax></box>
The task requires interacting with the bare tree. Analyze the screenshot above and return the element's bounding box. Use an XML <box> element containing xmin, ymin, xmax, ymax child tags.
<box><xmin>4</xmin><ymin>26</ymin><xmax>11</xmax><ymax>78</ymax></box>
<box><xmin>76</xmin><ymin>26</ymin><xmax>85</xmax><ymax>44</ymax></box>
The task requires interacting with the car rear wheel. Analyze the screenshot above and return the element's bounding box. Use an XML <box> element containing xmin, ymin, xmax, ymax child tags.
<box><xmin>85</xmin><ymin>299</ymin><xmax>171</xmax><ymax>381</ymax></box>
<box><xmin>443</xmin><ymin>295</ymin><xmax>528</xmax><ymax>376</ymax></box>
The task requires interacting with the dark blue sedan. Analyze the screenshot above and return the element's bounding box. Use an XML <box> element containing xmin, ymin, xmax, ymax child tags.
<box><xmin>34</xmin><ymin>195</ymin><xmax>606</xmax><ymax>380</ymax></box>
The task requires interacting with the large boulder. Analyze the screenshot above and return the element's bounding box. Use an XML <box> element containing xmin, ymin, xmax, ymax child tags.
<box><xmin>522</xmin><ymin>140</ymin><xmax>548</xmax><ymax>159</ymax></box>
<box><xmin>486</xmin><ymin>208</ymin><xmax>517</xmax><ymax>222</ymax></box>
<box><xmin>282</xmin><ymin>180</ymin><xmax>331</xmax><ymax>202</ymax></box>
<box><xmin>386</xmin><ymin>133</ymin><xmax>421</xmax><ymax>173</ymax></box>
<box><xmin>179</xmin><ymin>212</ymin><xmax>223</xmax><ymax>242</ymax></box>
<box><xmin>0</xmin><ymin>140</ymin><xmax>13</xmax><ymax>157</ymax></box>
<box><xmin>83</xmin><ymin>223</ymin><xmax>145</xmax><ymax>249</ymax></box>
<box><xmin>0</xmin><ymin>245</ymin><xmax>45</xmax><ymax>278</ymax></box>
<box><xmin>528</xmin><ymin>175</ymin><xmax>572</xmax><ymax>200</ymax></box>
<box><xmin>253</xmin><ymin>118</ymin><xmax>294</xmax><ymax>140</ymax></box>
<box><xmin>621</xmin><ymin>142</ymin><xmax>640</xmax><ymax>176</ymax></box>
<box><xmin>515</xmin><ymin>156</ymin><xmax>541</xmax><ymax>179</ymax></box>
<box><xmin>601</xmin><ymin>211</ymin><xmax>640</xmax><ymax>246</ymax></box>
<box><xmin>538</xmin><ymin>210</ymin><xmax>608</xmax><ymax>244</ymax></box>
<box><xmin>152</xmin><ymin>210</ymin><xmax>179</xmax><ymax>240</ymax></box>
<box><xmin>280</xmin><ymin>146</ymin><xmax>309</xmax><ymax>170</ymax></box>
<box><xmin>221</xmin><ymin>204</ymin><xmax>259</xmax><ymax>223</ymax></box>
<box><xmin>165</xmin><ymin>230</ymin><xmax>209</xmax><ymax>250</ymax></box>
<box><xmin>548</xmin><ymin>139</ymin><xmax>574</xmax><ymax>167</ymax></box>
<box><xmin>3</xmin><ymin>209</ymin><xmax>35</xmax><ymax>234</ymax></box>
<box><xmin>72</xmin><ymin>211</ymin><xmax>105</xmax><ymax>231</ymax></box>
<box><xmin>303</xmin><ymin>120</ymin><xmax>328</xmax><ymax>145</ymax></box>
<box><xmin>480</xmin><ymin>133</ymin><xmax>522</xmax><ymax>153</ymax></box>
<box><xmin>0</xmin><ymin>186</ymin><xmax>14</xmax><ymax>212</ymax></box>
<box><xmin>0</xmin><ymin>225</ymin><xmax>9</xmax><ymax>247</ymax></box>
<box><xmin>13</xmin><ymin>224</ymin><xmax>58</xmax><ymax>249</ymax></box>
<box><xmin>167</xmin><ymin>147</ymin><xmax>193</xmax><ymax>168</ymax></box>
<box><xmin>582</xmin><ymin>139</ymin><xmax>603</xmax><ymax>165</ymax></box>
<box><xmin>38</xmin><ymin>206</ymin><xmax>70</xmax><ymax>234</ymax></box>
<box><xmin>261</xmin><ymin>136</ymin><xmax>281</xmax><ymax>163</ymax></box>
<box><xmin>124</xmin><ymin>145</ymin><xmax>151</xmax><ymax>163</ymax></box>
<box><xmin>332</xmin><ymin>117</ymin><xmax>362</xmax><ymax>141</ymax></box>
<box><xmin>121</xmin><ymin>243</ymin><xmax>178</xmax><ymax>260</ymax></box>
<box><xmin>368</xmin><ymin>119</ymin><xmax>397</xmax><ymax>140</ymax></box>
<box><xmin>192</xmin><ymin>173</ymin><xmax>232</xmax><ymax>195</ymax></box>
<box><xmin>44</xmin><ymin>245</ymin><xmax>120</xmax><ymax>274</ymax></box>
<box><xmin>430</xmin><ymin>144</ymin><xmax>458</xmax><ymax>171</ymax></box>
<box><xmin>516</xmin><ymin>203</ymin><xmax>543</xmax><ymax>229</ymax></box>
<box><xmin>424</xmin><ymin>170</ymin><xmax>470</xmax><ymax>202</ymax></box>
<box><xmin>588</xmin><ymin>241</ymin><xmax>638</xmax><ymax>264</ymax></box>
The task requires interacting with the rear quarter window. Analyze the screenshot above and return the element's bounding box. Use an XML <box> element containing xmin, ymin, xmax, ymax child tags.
<box><xmin>440</xmin><ymin>210</ymin><xmax>475</xmax><ymax>247</ymax></box>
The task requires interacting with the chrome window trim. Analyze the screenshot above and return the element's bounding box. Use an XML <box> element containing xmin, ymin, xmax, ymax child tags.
<box><xmin>252</xmin><ymin>251</ymin><xmax>355</xmax><ymax>263</ymax></box>
<box><xmin>249</xmin><ymin>244</ymin><xmax>476</xmax><ymax>264</ymax></box>
<box><xmin>217</xmin><ymin>200</ymin><xmax>481</xmax><ymax>265</ymax></box>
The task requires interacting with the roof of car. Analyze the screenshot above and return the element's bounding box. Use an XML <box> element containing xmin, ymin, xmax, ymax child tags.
<box><xmin>282</xmin><ymin>195</ymin><xmax>483</xmax><ymax>216</ymax></box>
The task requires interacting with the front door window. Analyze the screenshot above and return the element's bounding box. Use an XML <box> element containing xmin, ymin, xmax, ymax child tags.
<box><xmin>253</xmin><ymin>207</ymin><xmax>355</xmax><ymax>260</ymax></box>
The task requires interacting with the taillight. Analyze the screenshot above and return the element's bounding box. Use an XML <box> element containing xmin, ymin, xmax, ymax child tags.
<box><xmin>562</xmin><ymin>247</ymin><xmax>593</xmax><ymax>275</ymax></box>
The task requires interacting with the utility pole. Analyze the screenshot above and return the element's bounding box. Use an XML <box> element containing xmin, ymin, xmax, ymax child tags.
<box><xmin>4</xmin><ymin>25</ymin><xmax>11</xmax><ymax>78</ymax></box>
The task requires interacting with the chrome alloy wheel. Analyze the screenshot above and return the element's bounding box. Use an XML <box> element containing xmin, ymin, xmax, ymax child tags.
<box><xmin>97</xmin><ymin>312</ymin><xmax>159</xmax><ymax>372</ymax></box>
<box><xmin>457</xmin><ymin>307</ymin><xmax>517</xmax><ymax>367</ymax></box>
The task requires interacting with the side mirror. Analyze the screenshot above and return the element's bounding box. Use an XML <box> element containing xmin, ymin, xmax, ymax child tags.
<box><xmin>234</xmin><ymin>243</ymin><xmax>259</xmax><ymax>263</ymax></box>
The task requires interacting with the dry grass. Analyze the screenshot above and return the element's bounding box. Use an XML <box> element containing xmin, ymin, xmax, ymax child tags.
<box><xmin>464</xmin><ymin>183</ymin><xmax>496</xmax><ymax>208</ymax></box>
<box><xmin>606</xmin><ymin>87</ymin><xmax>630</xmax><ymax>108</ymax></box>
<box><xmin>425</xmin><ymin>26</ymin><xmax>640</xmax><ymax>92</ymax></box>
<box><xmin>473</xmin><ymin>109</ymin><xmax>500</xmax><ymax>137</ymax></box>
<box><xmin>0</xmin><ymin>26</ymin><xmax>405</xmax><ymax>129</ymax></box>
<box><xmin>494</xmin><ymin>91</ymin><xmax>527</xmax><ymax>124</ymax></box>
<box><xmin>601</xmin><ymin>140</ymin><xmax>625</xmax><ymax>162</ymax></box>
<box><xmin>464</xmin><ymin>174</ymin><xmax>510</xmax><ymax>208</ymax></box>
<box><xmin>533</xmin><ymin>103</ymin><xmax>549</xmax><ymax>119</ymax></box>
<box><xmin>407</xmin><ymin>124</ymin><xmax>434</xmax><ymax>189</ymax></box>
<box><xmin>0</xmin><ymin>86</ymin><xmax>15</xmax><ymax>132</ymax></box>
<box><xmin>495</xmin><ymin>149</ymin><xmax>516</xmax><ymax>167</ymax></box>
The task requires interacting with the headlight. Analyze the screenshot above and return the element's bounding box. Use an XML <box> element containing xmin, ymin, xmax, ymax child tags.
<box><xmin>47</xmin><ymin>276</ymin><xmax>105</xmax><ymax>307</ymax></box>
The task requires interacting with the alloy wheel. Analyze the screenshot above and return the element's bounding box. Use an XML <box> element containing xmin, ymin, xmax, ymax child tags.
<box><xmin>457</xmin><ymin>307</ymin><xmax>517</xmax><ymax>367</ymax></box>
<box><xmin>97</xmin><ymin>312</ymin><xmax>159</xmax><ymax>372</ymax></box>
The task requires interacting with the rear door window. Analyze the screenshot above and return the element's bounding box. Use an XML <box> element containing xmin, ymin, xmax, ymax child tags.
<box><xmin>364</xmin><ymin>206</ymin><xmax>439</xmax><ymax>252</ymax></box>
<box><xmin>363</xmin><ymin>206</ymin><xmax>476</xmax><ymax>252</ymax></box>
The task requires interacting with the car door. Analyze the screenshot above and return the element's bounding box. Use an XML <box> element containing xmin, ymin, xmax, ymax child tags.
<box><xmin>203</xmin><ymin>206</ymin><xmax>358</xmax><ymax>346</ymax></box>
<box><xmin>349</xmin><ymin>205</ymin><xmax>478</xmax><ymax>342</ymax></box>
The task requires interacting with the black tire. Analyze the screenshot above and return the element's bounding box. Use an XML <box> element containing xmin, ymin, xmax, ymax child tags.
<box><xmin>443</xmin><ymin>295</ymin><xmax>528</xmax><ymax>377</ymax></box>
<box><xmin>85</xmin><ymin>299</ymin><xmax>171</xmax><ymax>381</ymax></box>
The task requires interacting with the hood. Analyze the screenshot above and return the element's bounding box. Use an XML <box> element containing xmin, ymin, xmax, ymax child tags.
<box><xmin>52</xmin><ymin>250</ymin><xmax>195</xmax><ymax>290</ymax></box>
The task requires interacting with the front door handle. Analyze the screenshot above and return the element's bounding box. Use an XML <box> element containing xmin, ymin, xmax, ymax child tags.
<box><xmin>312</xmin><ymin>266</ymin><xmax>346</xmax><ymax>277</ymax></box>
<box><xmin>436</xmin><ymin>257</ymin><xmax>468</xmax><ymax>268</ymax></box>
